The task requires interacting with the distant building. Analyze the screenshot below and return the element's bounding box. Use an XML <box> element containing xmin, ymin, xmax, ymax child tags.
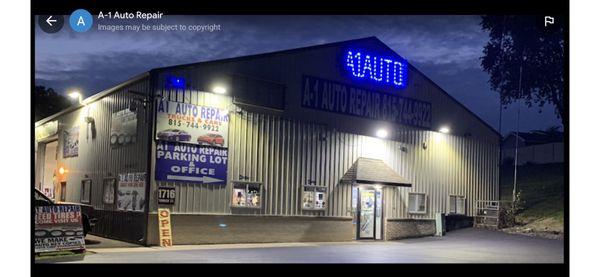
<box><xmin>502</xmin><ymin>130</ymin><xmax>564</xmax><ymax>165</ymax></box>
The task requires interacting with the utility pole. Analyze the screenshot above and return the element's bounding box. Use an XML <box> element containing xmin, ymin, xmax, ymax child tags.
<box><xmin>512</xmin><ymin>52</ymin><xmax>525</xmax><ymax>205</ymax></box>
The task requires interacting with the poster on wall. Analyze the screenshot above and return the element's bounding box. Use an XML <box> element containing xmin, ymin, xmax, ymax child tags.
<box><xmin>155</xmin><ymin>141</ymin><xmax>228</xmax><ymax>184</ymax></box>
<box><xmin>34</xmin><ymin>205</ymin><xmax>85</xmax><ymax>253</ymax></box>
<box><xmin>117</xmin><ymin>172</ymin><xmax>146</xmax><ymax>212</ymax></box>
<box><xmin>155</xmin><ymin>100</ymin><xmax>230</xmax><ymax>147</ymax></box>
<box><xmin>63</xmin><ymin>126</ymin><xmax>79</xmax><ymax>158</ymax></box>
<box><xmin>43</xmin><ymin>187</ymin><xmax>55</xmax><ymax>200</ymax></box>
<box><xmin>110</xmin><ymin>109</ymin><xmax>138</xmax><ymax>147</ymax></box>
<box><xmin>102</xmin><ymin>178</ymin><xmax>116</xmax><ymax>204</ymax></box>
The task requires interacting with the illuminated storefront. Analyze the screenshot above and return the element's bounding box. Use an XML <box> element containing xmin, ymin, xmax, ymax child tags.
<box><xmin>34</xmin><ymin>37</ymin><xmax>500</xmax><ymax>245</ymax></box>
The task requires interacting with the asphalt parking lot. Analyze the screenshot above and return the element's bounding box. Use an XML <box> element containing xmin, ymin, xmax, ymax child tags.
<box><xmin>47</xmin><ymin>228</ymin><xmax>564</xmax><ymax>263</ymax></box>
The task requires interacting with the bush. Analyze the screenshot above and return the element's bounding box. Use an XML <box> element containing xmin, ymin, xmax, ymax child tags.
<box><xmin>499</xmin><ymin>190</ymin><xmax>525</xmax><ymax>228</ymax></box>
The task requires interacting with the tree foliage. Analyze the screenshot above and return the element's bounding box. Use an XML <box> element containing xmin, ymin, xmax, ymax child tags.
<box><xmin>480</xmin><ymin>15</ymin><xmax>565</xmax><ymax>122</ymax></box>
<box><xmin>34</xmin><ymin>86</ymin><xmax>72</xmax><ymax>121</ymax></box>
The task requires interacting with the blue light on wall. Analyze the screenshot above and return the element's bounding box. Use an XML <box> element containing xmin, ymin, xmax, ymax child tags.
<box><xmin>166</xmin><ymin>76</ymin><xmax>186</xmax><ymax>89</ymax></box>
<box><xmin>345</xmin><ymin>50</ymin><xmax>407</xmax><ymax>89</ymax></box>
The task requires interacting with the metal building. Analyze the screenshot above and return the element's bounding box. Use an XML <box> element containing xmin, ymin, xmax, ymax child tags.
<box><xmin>34</xmin><ymin>37</ymin><xmax>500</xmax><ymax>245</ymax></box>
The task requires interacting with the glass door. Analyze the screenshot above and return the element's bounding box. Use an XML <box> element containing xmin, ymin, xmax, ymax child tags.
<box><xmin>358</xmin><ymin>188</ymin><xmax>376</xmax><ymax>239</ymax></box>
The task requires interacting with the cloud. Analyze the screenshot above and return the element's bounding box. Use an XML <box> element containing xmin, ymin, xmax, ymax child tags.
<box><xmin>34</xmin><ymin>15</ymin><xmax>561</xmax><ymax>132</ymax></box>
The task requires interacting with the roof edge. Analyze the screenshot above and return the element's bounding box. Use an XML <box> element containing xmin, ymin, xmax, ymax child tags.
<box><xmin>35</xmin><ymin>72</ymin><xmax>150</xmax><ymax>127</ymax></box>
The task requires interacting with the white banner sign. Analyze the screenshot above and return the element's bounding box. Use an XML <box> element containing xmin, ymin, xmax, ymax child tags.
<box><xmin>156</xmin><ymin>100</ymin><xmax>229</xmax><ymax>148</ymax></box>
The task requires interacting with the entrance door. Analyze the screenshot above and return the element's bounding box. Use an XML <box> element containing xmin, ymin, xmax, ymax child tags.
<box><xmin>38</xmin><ymin>140</ymin><xmax>58</xmax><ymax>200</ymax></box>
<box><xmin>357</xmin><ymin>187</ymin><xmax>383</xmax><ymax>239</ymax></box>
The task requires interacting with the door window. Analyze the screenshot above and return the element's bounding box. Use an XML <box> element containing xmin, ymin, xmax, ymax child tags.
<box><xmin>359</xmin><ymin>189</ymin><xmax>375</xmax><ymax>238</ymax></box>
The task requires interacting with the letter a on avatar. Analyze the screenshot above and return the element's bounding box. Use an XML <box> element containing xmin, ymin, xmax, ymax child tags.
<box><xmin>77</xmin><ymin>16</ymin><xmax>86</xmax><ymax>26</ymax></box>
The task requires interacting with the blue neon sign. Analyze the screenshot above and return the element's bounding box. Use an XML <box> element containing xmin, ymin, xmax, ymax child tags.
<box><xmin>344</xmin><ymin>50</ymin><xmax>407</xmax><ymax>89</ymax></box>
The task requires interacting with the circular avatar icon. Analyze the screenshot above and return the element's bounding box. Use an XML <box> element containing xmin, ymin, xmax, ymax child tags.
<box><xmin>69</xmin><ymin>9</ymin><xmax>93</xmax><ymax>32</ymax></box>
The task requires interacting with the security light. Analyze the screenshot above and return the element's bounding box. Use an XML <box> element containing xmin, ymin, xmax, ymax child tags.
<box><xmin>376</xmin><ymin>129</ymin><xmax>388</xmax><ymax>138</ymax></box>
<box><xmin>213</xmin><ymin>86</ymin><xmax>227</xmax><ymax>94</ymax></box>
<box><xmin>68</xmin><ymin>91</ymin><xmax>83</xmax><ymax>104</ymax></box>
<box><xmin>439</xmin><ymin>126</ymin><xmax>450</xmax><ymax>134</ymax></box>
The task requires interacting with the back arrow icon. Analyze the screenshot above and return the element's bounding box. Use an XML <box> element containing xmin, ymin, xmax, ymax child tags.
<box><xmin>46</xmin><ymin>16</ymin><xmax>57</xmax><ymax>26</ymax></box>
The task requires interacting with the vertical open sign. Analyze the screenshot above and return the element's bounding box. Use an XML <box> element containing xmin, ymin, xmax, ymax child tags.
<box><xmin>157</xmin><ymin>208</ymin><xmax>173</xmax><ymax>247</ymax></box>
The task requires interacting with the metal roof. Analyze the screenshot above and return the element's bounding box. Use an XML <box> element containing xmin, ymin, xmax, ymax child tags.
<box><xmin>341</xmin><ymin>157</ymin><xmax>412</xmax><ymax>187</ymax></box>
<box><xmin>34</xmin><ymin>37</ymin><xmax>501</xmax><ymax>138</ymax></box>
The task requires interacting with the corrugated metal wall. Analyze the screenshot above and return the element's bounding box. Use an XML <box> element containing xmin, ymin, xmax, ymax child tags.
<box><xmin>151</xmin><ymin>89</ymin><xmax>499</xmax><ymax>219</ymax></box>
<box><xmin>35</xmin><ymin>76</ymin><xmax>151</xmax><ymax>243</ymax></box>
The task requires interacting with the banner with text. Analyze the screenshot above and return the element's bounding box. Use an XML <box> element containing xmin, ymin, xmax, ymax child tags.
<box><xmin>155</xmin><ymin>141</ymin><xmax>228</xmax><ymax>184</ymax></box>
<box><xmin>301</xmin><ymin>75</ymin><xmax>432</xmax><ymax>129</ymax></box>
<box><xmin>34</xmin><ymin>205</ymin><xmax>85</xmax><ymax>253</ymax></box>
<box><xmin>156</xmin><ymin>100</ymin><xmax>230</xmax><ymax>147</ymax></box>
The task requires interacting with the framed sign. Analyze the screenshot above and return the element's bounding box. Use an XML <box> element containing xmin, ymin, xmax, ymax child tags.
<box><xmin>110</xmin><ymin>109</ymin><xmax>137</xmax><ymax>147</ymax></box>
<box><xmin>63</xmin><ymin>126</ymin><xmax>79</xmax><ymax>158</ymax></box>
<box><xmin>231</xmin><ymin>182</ymin><xmax>261</xmax><ymax>208</ymax></box>
<box><xmin>156</xmin><ymin>100</ymin><xmax>230</xmax><ymax>147</ymax></box>
<box><xmin>102</xmin><ymin>178</ymin><xmax>116</xmax><ymax>204</ymax></box>
<box><xmin>302</xmin><ymin>185</ymin><xmax>327</xmax><ymax>211</ymax></box>
<box><xmin>157</xmin><ymin>186</ymin><xmax>176</xmax><ymax>205</ymax></box>
<box><xmin>117</xmin><ymin>172</ymin><xmax>146</xmax><ymax>212</ymax></box>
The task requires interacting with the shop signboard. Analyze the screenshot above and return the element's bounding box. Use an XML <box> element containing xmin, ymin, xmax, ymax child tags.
<box><xmin>344</xmin><ymin>49</ymin><xmax>408</xmax><ymax>89</ymax></box>
<box><xmin>34</xmin><ymin>205</ymin><xmax>85</xmax><ymax>253</ymax></box>
<box><xmin>110</xmin><ymin>109</ymin><xmax>137</xmax><ymax>147</ymax></box>
<box><xmin>301</xmin><ymin>75</ymin><xmax>432</xmax><ymax>129</ymax></box>
<box><xmin>156</xmin><ymin>100</ymin><xmax>230</xmax><ymax>147</ymax></box>
<box><xmin>157</xmin><ymin>208</ymin><xmax>173</xmax><ymax>247</ymax></box>
<box><xmin>117</xmin><ymin>172</ymin><xmax>146</xmax><ymax>212</ymax></box>
<box><xmin>155</xmin><ymin>141</ymin><xmax>228</xmax><ymax>184</ymax></box>
<box><xmin>35</xmin><ymin>120</ymin><xmax>58</xmax><ymax>141</ymax></box>
<box><xmin>63</xmin><ymin>126</ymin><xmax>79</xmax><ymax>158</ymax></box>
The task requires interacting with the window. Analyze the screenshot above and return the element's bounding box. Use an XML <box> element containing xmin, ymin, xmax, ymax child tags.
<box><xmin>408</xmin><ymin>193</ymin><xmax>427</xmax><ymax>214</ymax></box>
<box><xmin>59</xmin><ymin>182</ymin><xmax>67</xmax><ymax>202</ymax></box>
<box><xmin>302</xmin><ymin>185</ymin><xmax>327</xmax><ymax>210</ymax></box>
<box><xmin>81</xmin><ymin>179</ymin><xmax>92</xmax><ymax>203</ymax></box>
<box><xmin>102</xmin><ymin>178</ymin><xmax>116</xmax><ymax>204</ymax></box>
<box><xmin>231</xmin><ymin>182</ymin><xmax>262</xmax><ymax>208</ymax></box>
<box><xmin>449</xmin><ymin>195</ymin><xmax>466</xmax><ymax>214</ymax></box>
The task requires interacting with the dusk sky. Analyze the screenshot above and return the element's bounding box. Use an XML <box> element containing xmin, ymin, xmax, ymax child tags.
<box><xmin>34</xmin><ymin>15</ymin><xmax>563</xmax><ymax>135</ymax></box>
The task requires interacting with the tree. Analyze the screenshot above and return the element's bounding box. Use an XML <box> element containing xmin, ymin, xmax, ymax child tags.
<box><xmin>480</xmin><ymin>15</ymin><xmax>565</xmax><ymax>122</ymax></box>
<box><xmin>34</xmin><ymin>86</ymin><xmax>72</xmax><ymax>121</ymax></box>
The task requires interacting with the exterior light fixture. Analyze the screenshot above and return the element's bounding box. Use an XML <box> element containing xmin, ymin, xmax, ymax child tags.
<box><xmin>439</xmin><ymin>126</ymin><xmax>450</xmax><ymax>134</ymax></box>
<box><xmin>213</xmin><ymin>86</ymin><xmax>227</xmax><ymax>94</ymax></box>
<box><xmin>376</xmin><ymin>129</ymin><xmax>388</xmax><ymax>138</ymax></box>
<box><xmin>166</xmin><ymin>76</ymin><xmax>186</xmax><ymax>89</ymax></box>
<box><xmin>68</xmin><ymin>91</ymin><xmax>83</xmax><ymax>104</ymax></box>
